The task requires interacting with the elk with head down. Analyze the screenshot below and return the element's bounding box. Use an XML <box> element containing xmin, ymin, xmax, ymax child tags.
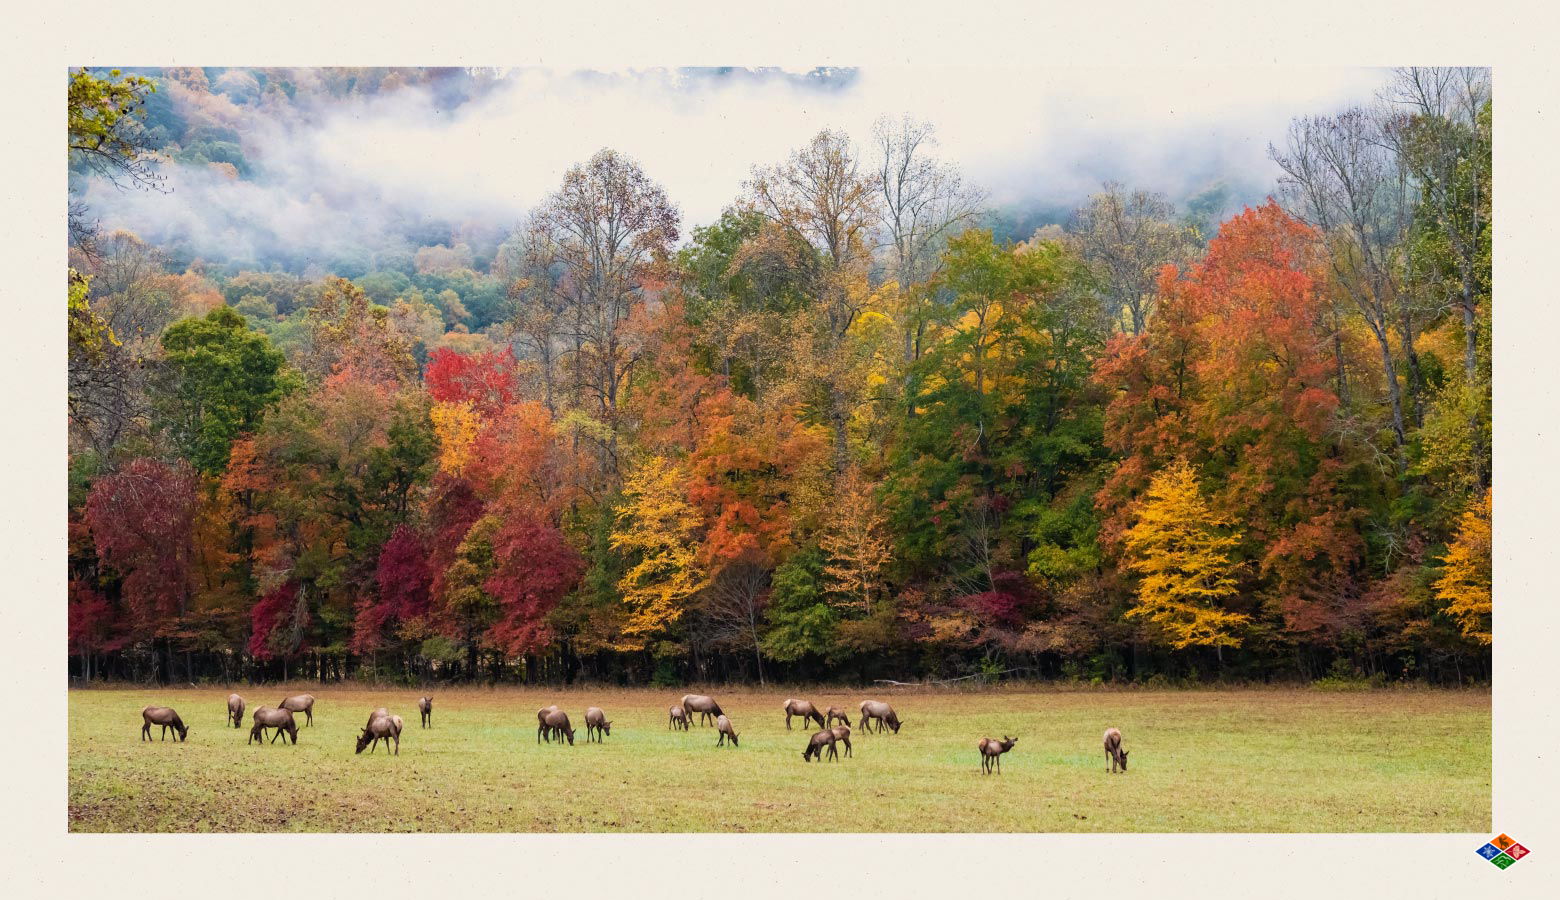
<box><xmin>249</xmin><ymin>706</ymin><xmax>298</xmax><ymax>745</ymax></box>
<box><xmin>356</xmin><ymin>710</ymin><xmax>403</xmax><ymax>755</ymax></box>
<box><xmin>536</xmin><ymin>705</ymin><xmax>560</xmax><ymax>743</ymax></box>
<box><xmin>858</xmin><ymin>700</ymin><xmax>903</xmax><ymax>734</ymax></box>
<box><xmin>668</xmin><ymin>704</ymin><xmax>690</xmax><ymax>731</ymax></box>
<box><xmin>714</xmin><ymin>714</ymin><xmax>739</xmax><ymax>747</ymax></box>
<box><xmin>782</xmin><ymin>699</ymin><xmax>825</xmax><ymax>731</ymax></box>
<box><xmin>802</xmin><ymin>728</ymin><xmax>836</xmax><ymax>762</ymax></box>
<box><xmin>544</xmin><ymin>708</ymin><xmax>575</xmax><ymax>745</ymax></box>
<box><xmin>226</xmin><ymin>693</ymin><xmax>245</xmax><ymax>728</ymax></box>
<box><xmin>140</xmin><ymin>706</ymin><xmax>189</xmax><ymax>742</ymax></box>
<box><xmin>824</xmin><ymin>706</ymin><xmax>852</xmax><ymax>728</ymax></box>
<box><xmin>681</xmin><ymin>694</ymin><xmax>724</xmax><ymax>726</ymax></box>
<box><xmin>1103</xmin><ymin>727</ymin><xmax>1129</xmax><ymax>774</ymax></box>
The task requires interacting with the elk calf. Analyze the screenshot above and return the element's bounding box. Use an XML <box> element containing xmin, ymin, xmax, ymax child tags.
<box><xmin>802</xmin><ymin>728</ymin><xmax>836</xmax><ymax>762</ymax></box>
<box><xmin>544</xmin><ymin>709</ymin><xmax>575</xmax><ymax>745</ymax></box>
<box><xmin>859</xmin><ymin>700</ymin><xmax>903</xmax><ymax>734</ymax></box>
<box><xmin>140</xmin><ymin>706</ymin><xmax>189</xmax><ymax>742</ymax></box>
<box><xmin>226</xmin><ymin>693</ymin><xmax>246</xmax><ymax>729</ymax></box>
<box><xmin>782</xmin><ymin>698</ymin><xmax>825</xmax><ymax>731</ymax></box>
<box><xmin>249</xmin><ymin>706</ymin><xmax>298</xmax><ymax>745</ymax></box>
<box><xmin>356</xmin><ymin>710</ymin><xmax>402</xmax><ymax>755</ymax></box>
<box><xmin>1103</xmin><ymin>727</ymin><xmax>1129</xmax><ymax>773</ymax></box>
<box><xmin>279</xmin><ymin>694</ymin><xmax>315</xmax><ymax>726</ymax></box>
<box><xmin>830</xmin><ymin>725</ymin><xmax>852</xmax><ymax>758</ymax></box>
<box><xmin>418</xmin><ymin>696</ymin><xmax>432</xmax><ymax>728</ymax></box>
<box><xmin>584</xmin><ymin>707</ymin><xmax>612</xmax><ymax>742</ymax></box>
<box><xmin>668</xmin><ymin>705</ymin><xmax>690</xmax><ymax>731</ymax></box>
<box><xmin>715</xmin><ymin>714</ymin><xmax>739</xmax><ymax>747</ymax></box>
<box><xmin>978</xmin><ymin>736</ymin><xmax>1017</xmax><ymax>775</ymax></box>
<box><xmin>824</xmin><ymin>706</ymin><xmax>852</xmax><ymax>728</ymax></box>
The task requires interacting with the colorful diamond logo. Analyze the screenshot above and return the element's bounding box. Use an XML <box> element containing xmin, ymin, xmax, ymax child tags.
<box><xmin>1477</xmin><ymin>843</ymin><xmax>1503</xmax><ymax>860</ymax></box>
<box><xmin>1490</xmin><ymin>854</ymin><xmax>1516</xmax><ymax>870</ymax></box>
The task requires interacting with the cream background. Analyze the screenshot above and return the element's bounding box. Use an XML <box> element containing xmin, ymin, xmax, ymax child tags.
<box><xmin>2</xmin><ymin>1</ymin><xmax>1554</xmax><ymax>895</ymax></box>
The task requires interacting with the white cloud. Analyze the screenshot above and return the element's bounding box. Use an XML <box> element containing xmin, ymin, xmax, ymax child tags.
<box><xmin>84</xmin><ymin>66</ymin><xmax>1396</xmax><ymax>264</ymax></box>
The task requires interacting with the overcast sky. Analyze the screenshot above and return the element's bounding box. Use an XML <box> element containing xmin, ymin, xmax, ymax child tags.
<box><xmin>83</xmin><ymin>66</ymin><xmax>1398</xmax><ymax>264</ymax></box>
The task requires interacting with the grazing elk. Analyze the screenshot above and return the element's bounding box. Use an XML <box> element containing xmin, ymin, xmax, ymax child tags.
<box><xmin>1103</xmin><ymin>727</ymin><xmax>1129</xmax><ymax>773</ymax></box>
<box><xmin>140</xmin><ymin>706</ymin><xmax>189</xmax><ymax>742</ymax></box>
<box><xmin>279</xmin><ymin>693</ymin><xmax>315</xmax><ymax>726</ymax></box>
<box><xmin>356</xmin><ymin>710</ymin><xmax>403</xmax><ymax>755</ymax></box>
<box><xmin>782</xmin><ymin>699</ymin><xmax>825</xmax><ymax>731</ymax></box>
<box><xmin>668</xmin><ymin>705</ymin><xmax>690</xmax><ymax>731</ymax></box>
<box><xmin>802</xmin><ymin>728</ymin><xmax>836</xmax><ymax>762</ymax></box>
<box><xmin>824</xmin><ymin>706</ymin><xmax>852</xmax><ymax>728</ymax></box>
<box><xmin>858</xmin><ymin>700</ymin><xmax>903</xmax><ymax>734</ymax></box>
<box><xmin>715</xmin><ymin>714</ymin><xmax>739</xmax><ymax>747</ymax></box>
<box><xmin>249</xmin><ymin>706</ymin><xmax>298</xmax><ymax>745</ymax></box>
<box><xmin>681</xmin><ymin>694</ymin><xmax>724</xmax><ymax>726</ymax></box>
<box><xmin>830</xmin><ymin>724</ymin><xmax>852</xmax><ymax>758</ymax></box>
<box><xmin>544</xmin><ymin>708</ymin><xmax>575</xmax><ymax>745</ymax></box>
<box><xmin>584</xmin><ymin>707</ymin><xmax>612</xmax><ymax>743</ymax></box>
<box><xmin>978</xmin><ymin>736</ymin><xmax>1018</xmax><ymax>774</ymax></box>
<box><xmin>226</xmin><ymin>693</ymin><xmax>245</xmax><ymax>728</ymax></box>
<box><xmin>537</xmin><ymin>705</ymin><xmax>560</xmax><ymax>743</ymax></box>
<box><xmin>418</xmin><ymin>696</ymin><xmax>432</xmax><ymax>728</ymax></box>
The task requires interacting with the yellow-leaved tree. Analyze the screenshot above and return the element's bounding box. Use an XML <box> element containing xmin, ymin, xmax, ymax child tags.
<box><xmin>611</xmin><ymin>455</ymin><xmax>706</xmax><ymax>649</ymax></box>
<box><xmin>430</xmin><ymin>399</ymin><xmax>481</xmax><ymax>476</ymax></box>
<box><xmin>1435</xmin><ymin>488</ymin><xmax>1492</xmax><ymax>645</ymax></box>
<box><xmin>1123</xmin><ymin>458</ymin><xmax>1248</xmax><ymax>657</ymax></box>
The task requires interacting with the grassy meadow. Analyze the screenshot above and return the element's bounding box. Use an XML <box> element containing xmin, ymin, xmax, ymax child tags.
<box><xmin>68</xmin><ymin>685</ymin><xmax>1489</xmax><ymax>833</ymax></box>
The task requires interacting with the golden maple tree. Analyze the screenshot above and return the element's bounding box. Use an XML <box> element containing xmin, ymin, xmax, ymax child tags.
<box><xmin>1436</xmin><ymin>488</ymin><xmax>1492</xmax><ymax>644</ymax></box>
<box><xmin>611</xmin><ymin>455</ymin><xmax>706</xmax><ymax>648</ymax></box>
<box><xmin>1122</xmin><ymin>458</ymin><xmax>1248</xmax><ymax>653</ymax></box>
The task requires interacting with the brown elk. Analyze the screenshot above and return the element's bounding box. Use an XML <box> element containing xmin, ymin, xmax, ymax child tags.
<box><xmin>356</xmin><ymin>710</ymin><xmax>402</xmax><ymax>755</ymax></box>
<box><xmin>226</xmin><ymin>693</ymin><xmax>245</xmax><ymax>728</ymax></box>
<box><xmin>536</xmin><ymin>705</ymin><xmax>560</xmax><ymax>743</ymax></box>
<box><xmin>681</xmin><ymin>694</ymin><xmax>724</xmax><ymax>726</ymax></box>
<box><xmin>1103</xmin><ymin>727</ymin><xmax>1129</xmax><ymax>773</ymax></box>
<box><xmin>418</xmin><ymin>696</ymin><xmax>432</xmax><ymax>728</ymax></box>
<box><xmin>802</xmin><ymin>728</ymin><xmax>836</xmax><ymax>762</ymax></box>
<box><xmin>830</xmin><ymin>724</ymin><xmax>852</xmax><ymax>758</ymax></box>
<box><xmin>584</xmin><ymin>707</ymin><xmax>612</xmax><ymax>742</ymax></box>
<box><xmin>668</xmin><ymin>705</ymin><xmax>690</xmax><ymax>731</ymax></box>
<box><xmin>715</xmin><ymin>714</ymin><xmax>739</xmax><ymax>747</ymax></box>
<box><xmin>279</xmin><ymin>694</ymin><xmax>315</xmax><ymax>726</ymax></box>
<box><xmin>824</xmin><ymin>706</ymin><xmax>852</xmax><ymax>728</ymax></box>
<box><xmin>249</xmin><ymin>706</ymin><xmax>298</xmax><ymax>745</ymax></box>
<box><xmin>858</xmin><ymin>700</ymin><xmax>903</xmax><ymax>734</ymax></box>
<box><xmin>978</xmin><ymin>736</ymin><xmax>1017</xmax><ymax>774</ymax></box>
<box><xmin>140</xmin><ymin>706</ymin><xmax>189</xmax><ymax>742</ymax></box>
<box><xmin>544</xmin><ymin>708</ymin><xmax>575</xmax><ymax>745</ymax></box>
<box><xmin>782</xmin><ymin>699</ymin><xmax>825</xmax><ymax>731</ymax></box>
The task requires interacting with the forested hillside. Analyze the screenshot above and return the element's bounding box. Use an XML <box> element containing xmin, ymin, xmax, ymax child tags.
<box><xmin>66</xmin><ymin>67</ymin><xmax>1492</xmax><ymax>686</ymax></box>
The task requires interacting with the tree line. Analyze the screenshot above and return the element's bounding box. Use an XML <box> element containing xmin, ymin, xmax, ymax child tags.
<box><xmin>66</xmin><ymin>67</ymin><xmax>1492</xmax><ymax>686</ymax></box>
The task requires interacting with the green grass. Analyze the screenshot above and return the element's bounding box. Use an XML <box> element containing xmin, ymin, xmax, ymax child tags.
<box><xmin>69</xmin><ymin>685</ymin><xmax>1490</xmax><ymax>832</ymax></box>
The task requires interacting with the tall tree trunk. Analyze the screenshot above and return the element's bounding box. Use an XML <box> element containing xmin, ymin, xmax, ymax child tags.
<box><xmin>1371</xmin><ymin>326</ymin><xmax>1408</xmax><ymax>455</ymax></box>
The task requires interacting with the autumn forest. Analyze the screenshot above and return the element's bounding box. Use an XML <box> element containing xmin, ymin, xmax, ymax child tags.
<box><xmin>66</xmin><ymin>67</ymin><xmax>1493</xmax><ymax>687</ymax></box>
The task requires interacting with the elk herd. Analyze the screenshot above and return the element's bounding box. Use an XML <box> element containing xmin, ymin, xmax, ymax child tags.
<box><xmin>132</xmin><ymin>690</ymin><xmax>1134</xmax><ymax>775</ymax></box>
